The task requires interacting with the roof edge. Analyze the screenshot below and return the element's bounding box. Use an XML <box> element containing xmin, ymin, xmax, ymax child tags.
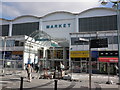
<box><xmin>0</xmin><ymin>7</ymin><xmax>116</xmax><ymax>21</ymax></box>
<box><xmin>39</xmin><ymin>11</ymin><xmax>75</xmax><ymax>18</ymax></box>
<box><xmin>78</xmin><ymin>7</ymin><xmax>116</xmax><ymax>15</ymax></box>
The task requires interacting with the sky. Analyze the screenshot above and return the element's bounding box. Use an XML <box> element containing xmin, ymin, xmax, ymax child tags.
<box><xmin>0</xmin><ymin>0</ymin><xmax>113</xmax><ymax>20</ymax></box>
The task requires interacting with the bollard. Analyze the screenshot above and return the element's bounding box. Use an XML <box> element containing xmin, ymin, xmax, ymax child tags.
<box><xmin>20</xmin><ymin>77</ymin><xmax>23</xmax><ymax>90</ymax></box>
<box><xmin>54</xmin><ymin>80</ymin><xmax>58</xmax><ymax>90</ymax></box>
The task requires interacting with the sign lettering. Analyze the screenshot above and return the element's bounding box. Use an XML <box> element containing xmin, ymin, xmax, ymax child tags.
<box><xmin>46</xmin><ymin>23</ymin><xmax>71</xmax><ymax>29</ymax></box>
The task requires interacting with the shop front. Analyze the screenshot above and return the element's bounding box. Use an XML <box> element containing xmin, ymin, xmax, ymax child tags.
<box><xmin>70</xmin><ymin>51</ymin><xmax>89</xmax><ymax>73</ymax></box>
<box><xmin>70</xmin><ymin>51</ymin><xmax>98</xmax><ymax>73</ymax></box>
<box><xmin>98</xmin><ymin>51</ymin><xmax>118</xmax><ymax>75</ymax></box>
<box><xmin>38</xmin><ymin>47</ymin><xmax>69</xmax><ymax>71</ymax></box>
<box><xmin>2</xmin><ymin>51</ymin><xmax>23</xmax><ymax>69</ymax></box>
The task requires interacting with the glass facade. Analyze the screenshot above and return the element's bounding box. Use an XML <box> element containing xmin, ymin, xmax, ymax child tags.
<box><xmin>0</xmin><ymin>25</ymin><xmax>9</xmax><ymax>36</ymax></box>
<box><xmin>48</xmin><ymin>50</ymin><xmax>63</xmax><ymax>59</ymax></box>
<box><xmin>12</xmin><ymin>22</ymin><xmax>39</xmax><ymax>36</ymax></box>
<box><xmin>4</xmin><ymin>60</ymin><xmax>23</xmax><ymax>69</ymax></box>
<box><xmin>1</xmin><ymin>51</ymin><xmax>23</xmax><ymax>60</ymax></box>
<box><xmin>79</xmin><ymin>15</ymin><xmax>117</xmax><ymax>32</ymax></box>
<box><xmin>2</xmin><ymin>40</ymin><xmax>24</xmax><ymax>47</ymax></box>
<box><xmin>71</xmin><ymin>36</ymin><xmax>118</xmax><ymax>45</ymax></box>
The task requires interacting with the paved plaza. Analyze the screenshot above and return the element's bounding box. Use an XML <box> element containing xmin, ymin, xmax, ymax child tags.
<box><xmin>0</xmin><ymin>70</ymin><xmax>120</xmax><ymax>90</ymax></box>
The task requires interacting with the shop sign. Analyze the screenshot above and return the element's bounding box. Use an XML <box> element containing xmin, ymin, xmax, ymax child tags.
<box><xmin>70</xmin><ymin>51</ymin><xmax>89</xmax><ymax>58</ymax></box>
<box><xmin>98</xmin><ymin>57</ymin><xmax>118</xmax><ymax>63</ymax></box>
<box><xmin>12</xmin><ymin>51</ymin><xmax>23</xmax><ymax>55</ymax></box>
<box><xmin>12</xmin><ymin>51</ymin><xmax>23</xmax><ymax>60</ymax></box>
<box><xmin>92</xmin><ymin>51</ymin><xmax>98</xmax><ymax>58</ymax></box>
<box><xmin>11</xmin><ymin>55</ymin><xmax>23</xmax><ymax>60</ymax></box>
<box><xmin>90</xmin><ymin>38</ymin><xmax>108</xmax><ymax>48</ymax></box>
<box><xmin>99</xmin><ymin>51</ymin><xmax>118</xmax><ymax>57</ymax></box>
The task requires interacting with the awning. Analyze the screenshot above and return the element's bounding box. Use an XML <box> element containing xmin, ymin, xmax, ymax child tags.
<box><xmin>98</xmin><ymin>57</ymin><xmax>118</xmax><ymax>63</ymax></box>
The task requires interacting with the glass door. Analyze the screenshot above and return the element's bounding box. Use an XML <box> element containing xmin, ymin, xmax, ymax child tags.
<box><xmin>81</xmin><ymin>61</ymin><xmax>88</xmax><ymax>73</ymax></box>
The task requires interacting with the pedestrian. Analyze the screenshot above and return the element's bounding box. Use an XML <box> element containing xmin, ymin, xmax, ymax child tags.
<box><xmin>35</xmin><ymin>64</ymin><xmax>39</xmax><ymax>73</ymax></box>
<box><xmin>26</xmin><ymin>64</ymin><xmax>33</xmax><ymax>82</ymax></box>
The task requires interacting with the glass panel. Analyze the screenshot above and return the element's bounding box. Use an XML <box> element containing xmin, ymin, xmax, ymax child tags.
<box><xmin>1</xmin><ymin>25</ymin><xmax>9</xmax><ymax>36</ymax></box>
<box><xmin>6</xmin><ymin>40</ymin><xmax>15</xmax><ymax>47</ymax></box>
<box><xmin>12</xmin><ymin>22</ymin><xmax>39</xmax><ymax>36</ymax></box>
<box><xmin>48</xmin><ymin>50</ymin><xmax>63</xmax><ymax>59</ymax></box>
<box><xmin>79</xmin><ymin>15</ymin><xmax>117</xmax><ymax>32</ymax></box>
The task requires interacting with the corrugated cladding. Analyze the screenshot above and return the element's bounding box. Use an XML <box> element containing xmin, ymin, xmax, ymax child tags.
<box><xmin>79</xmin><ymin>15</ymin><xmax>117</xmax><ymax>32</ymax></box>
<box><xmin>12</xmin><ymin>22</ymin><xmax>39</xmax><ymax>36</ymax></box>
<box><xmin>0</xmin><ymin>25</ymin><xmax>9</xmax><ymax>36</ymax></box>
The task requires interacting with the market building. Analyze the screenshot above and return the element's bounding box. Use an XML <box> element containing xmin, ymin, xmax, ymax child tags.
<box><xmin>0</xmin><ymin>7</ymin><xmax>119</xmax><ymax>74</ymax></box>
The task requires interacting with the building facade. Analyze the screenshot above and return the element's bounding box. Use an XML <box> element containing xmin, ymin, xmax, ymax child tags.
<box><xmin>70</xmin><ymin>31</ymin><xmax>118</xmax><ymax>74</ymax></box>
<box><xmin>0</xmin><ymin>7</ymin><xmax>119</xmax><ymax>73</ymax></box>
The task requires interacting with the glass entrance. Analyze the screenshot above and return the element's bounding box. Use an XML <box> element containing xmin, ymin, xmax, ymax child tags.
<box><xmin>81</xmin><ymin>61</ymin><xmax>88</xmax><ymax>73</ymax></box>
<box><xmin>71</xmin><ymin>59</ymin><xmax>88</xmax><ymax>73</ymax></box>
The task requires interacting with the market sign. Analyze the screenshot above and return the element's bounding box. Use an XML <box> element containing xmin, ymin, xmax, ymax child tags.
<box><xmin>70</xmin><ymin>51</ymin><xmax>89</xmax><ymax>58</ymax></box>
<box><xmin>98</xmin><ymin>57</ymin><xmax>118</xmax><ymax>63</ymax></box>
<box><xmin>46</xmin><ymin>23</ymin><xmax>71</xmax><ymax>29</ymax></box>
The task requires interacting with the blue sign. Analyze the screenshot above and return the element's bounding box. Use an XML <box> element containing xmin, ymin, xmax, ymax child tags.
<box><xmin>92</xmin><ymin>51</ymin><xmax>98</xmax><ymax>58</ymax></box>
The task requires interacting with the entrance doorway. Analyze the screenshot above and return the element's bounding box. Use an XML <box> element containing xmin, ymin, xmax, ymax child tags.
<box><xmin>71</xmin><ymin>59</ymin><xmax>88</xmax><ymax>73</ymax></box>
<box><xmin>81</xmin><ymin>61</ymin><xmax>88</xmax><ymax>73</ymax></box>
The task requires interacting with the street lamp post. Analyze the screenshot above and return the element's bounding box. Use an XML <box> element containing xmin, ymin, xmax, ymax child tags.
<box><xmin>100</xmin><ymin>0</ymin><xmax>120</xmax><ymax>84</ymax></box>
<box><xmin>89</xmin><ymin>41</ymin><xmax>92</xmax><ymax>90</ymax></box>
<box><xmin>116</xmin><ymin>1</ymin><xmax>120</xmax><ymax>85</ymax></box>
<box><xmin>79</xmin><ymin>38</ymin><xmax>92</xmax><ymax>90</ymax></box>
<box><xmin>2</xmin><ymin>36</ymin><xmax>6</xmax><ymax>74</ymax></box>
<box><xmin>75</xmin><ymin>38</ymin><xmax>91</xmax><ymax>89</ymax></box>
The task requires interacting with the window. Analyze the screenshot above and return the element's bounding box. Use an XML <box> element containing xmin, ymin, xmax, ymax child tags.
<box><xmin>6</xmin><ymin>40</ymin><xmax>15</xmax><ymax>47</ymax></box>
<box><xmin>113</xmin><ymin>36</ymin><xmax>118</xmax><ymax>44</ymax></box>
<box><xmin>79</xmin><ymin>15</ymin><xmax>117</xmax><ymax>32</ymax></box>
<box><xmin>39</xmin><ymin>50</ymin><xmax>43</xmax><ymax>58</ymax></box>
<box><xmin>1</xmin><ymin>25</ymin><xmax>9</xmax><ymax>36</ymax></box>
<box><xmin>47</xmin><ymin>50</ymin><xmax>63</xmax><ymax>59</ymax></box>
<box><xmin>15</xmin><ymin>41</ymin><xmax>19</xmax><ymax>46</ymax></box>
<box><xmin>12</xmin><ymin>22</ymin><xmax>39</xmax><ymax>36</ymax></box>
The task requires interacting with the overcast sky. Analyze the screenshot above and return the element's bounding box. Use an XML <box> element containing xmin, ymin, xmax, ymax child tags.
<box><xmin>0</xmin><ymin>0</ymin><xmax>112</xmax><ymax>20</ymax></box>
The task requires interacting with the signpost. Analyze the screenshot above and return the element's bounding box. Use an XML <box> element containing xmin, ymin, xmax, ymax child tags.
<box><xmin>89</xmin><ymin>38</ymin><xmax>108</xmax><ymax>89</ymax></box>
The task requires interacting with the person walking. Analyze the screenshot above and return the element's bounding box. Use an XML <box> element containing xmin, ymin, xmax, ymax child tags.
<box><xmin>26</xmin><ymin>64</ymin><xmax>33</xmax><ymax>82</ymax></box>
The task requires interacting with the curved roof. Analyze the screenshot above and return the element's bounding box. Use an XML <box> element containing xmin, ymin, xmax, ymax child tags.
<box><xmin>0</xmin><ymin>18</ymin><xmax>11</xmax><ymax>21</ymax></box>
<box><xmin>13</xmin><ymin>15</ymin><xmax>39</xmax><ymax>21</ymax></box>
<box><xmin>35</xmin><ymin>11</ymin><xmax>75</xmax><ymax>18</ymax></box>
<box><xmin>0</xmin><ymin>15</ymin><xmax>40</xmax><ymax>22</ymax></box>
<box><xmin>78</xmin><ymin>7</ymin><xmax>116</xmax><ymax>15</ymax></box>
<box><xmin>0</xmin><ymin>7</ymin><xmax>116</xmax><ymax>21</ymax></box>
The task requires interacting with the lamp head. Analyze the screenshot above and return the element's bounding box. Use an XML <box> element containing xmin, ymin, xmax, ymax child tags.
<box><xmin>100</xmin><ymin>0</ymin><xmax>108</xmax><ymax>5</ymax></box>
<box><xmin>110</xmin><ymin>0</ymin><xmax>120</xmax><ymax>9</ymax></box>
<box><xmin>112</xmin><ymin>3</ymin><xmax>117</xmax><ymax>9</ymax></box>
